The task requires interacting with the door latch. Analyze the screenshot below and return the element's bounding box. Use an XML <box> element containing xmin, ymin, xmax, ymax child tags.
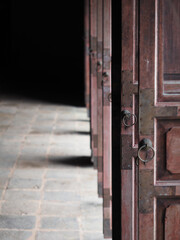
<box><xmin>138</xmin><ymin>138</ymin><xmax>155</xmax><ymax>163</ymax></box>
<box><xmin>121</xmin><ymin>110</ymin><xmax>137</xmax><ymax>127</ymax></box>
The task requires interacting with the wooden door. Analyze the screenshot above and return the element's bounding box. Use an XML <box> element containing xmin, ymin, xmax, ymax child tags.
<box><xmin>84</xmin><ymin>0</ymin><xmax>90</xmax><ymax>115</ymax></box>
<box><xmin>97</xmin><ymin>0</ymin><xmax>103</xmax><ymax>197</ymax></box>
<box><xmin>103</xmin><ymin>0</ymin><xmax>112</xmax><ymax>237</ymax></box>
<box><xmin>90</xmin><ymin>0</ymin><xmax>98</xmax><ymax>168</ymax></box>
<box><xmin>120</xmin><ymin>0</ymin><xmax>180</xmax><ymax>239</ymax></box>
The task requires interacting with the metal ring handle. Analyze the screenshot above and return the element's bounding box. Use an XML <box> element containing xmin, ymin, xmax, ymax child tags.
<box><xmin>138</xmin><ymin>145</ymin><xmax>155</xmax><ymax>163</ymax></box>
<box><xmin>122</xmin><ymin>113</ymin><xmax>137</xmax><ymax>127</ymax></box>
<box><xmin>108</xmin><ymin>93</ymin><xmax>112</xmax><ymax>102</ymax></box>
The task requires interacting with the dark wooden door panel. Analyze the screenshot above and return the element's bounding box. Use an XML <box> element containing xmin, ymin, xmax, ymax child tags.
<box><xmin>90</xmin><ymin>0</ymin><xmax>98</xmax><ymax>168</ymax></box>
<box><xmin>158</xmin><ymin>0</ymin><xmax>180</xmax><ymax>101</ymax></box>
<box><xmin>165</xmin><ymin>205</ymin><xmax>180</xmax><ymax>240</ymax></box>
<box><xmin>119</xmin><ymin>0</ymin><xmax>180</xmax><ymax>239</ymax></box>
<box><xmin>139</xmin><ymin>0</ymin><xmax>180</xmax><ymax>239</ymax></box>
<box><xmin>84</xmin><ymin>0</ymin><xmax>90</xmax><ymax>113</ymax></box>
<box><xmin>103</xmin><ymin>0</ymin><xmax>112</xmax><ymax>238</ymax></box>
<box><xmin>121</xmin><ymin>0</ymin><xmax>139</xmax><ymax>239</ymax></box>
<box><xmin>97</xmin><ymin>0</ymin><xmax>103</xmax><ymax>197</ymax></box>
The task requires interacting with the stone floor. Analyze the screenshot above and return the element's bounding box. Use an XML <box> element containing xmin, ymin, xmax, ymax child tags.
<box><xmin>0</xmin><ymin>95</ymin><xmax>104</xmax><ymax>240</ymax></box>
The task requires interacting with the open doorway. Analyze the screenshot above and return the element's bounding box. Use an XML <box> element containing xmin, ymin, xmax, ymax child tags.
<box><xmin>0</xmin><ymin>1</ymin><xmax>105</xmax><ymax>239</ymax></box>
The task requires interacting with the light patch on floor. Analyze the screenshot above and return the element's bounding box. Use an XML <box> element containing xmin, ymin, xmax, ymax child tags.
<box><xmin>0</xmin><ymin>96</ymin><xmax>104</xmax><ymax>240</ymax></box>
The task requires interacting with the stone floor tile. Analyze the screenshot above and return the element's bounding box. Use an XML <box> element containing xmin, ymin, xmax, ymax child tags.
<box><xmin>0</xmin><ymin>151</ymin><xmax>18</xmax><ymax>162</ymax></box>
<box><xmin>44</xmin><ymin>191</ymin><xmax>81</xmax><ymax>202</ymax></box>
<box><xmin>12</xmin><ymin>169</ymin><xmax>44</xmax><ymax>179</ymax></box>
<box><xmin>30</xmin><ymin>125</ymin><xmax>53</xmax><ymax>134</ymax></box>
<box><xmin>0</xmin><ymin>106</ymin><xmax>17</xmax><ymax>114</ymax></box>
<box><xmin>53</xmin><ymin>121</ymin><xmax>76</xmax><ymax>132</ymax></box>
<box><xmin>81</xmin><ymin>217</ymin><xmax>103</xmax><ymax>232</ymax></box>
<box><xmin>0</xmin><ymin>178</ymin><xmax>8</xmax><ymax>189</ymax></box>
<box><xmin>1</xmin><ymin>200</ymin><xmax>39</xmax><ymax>215</ymax></box>
<box><xmin>16</xmin><ymin>160</ymin><xmax>47</xmax><ymax>169</ymax></box>
<box><xmin>41</xmin><ymin>202</ymin><xmax>81</xmax><ymax>217</ymax></box>
<box><xmin>44</xmin><ymin>179</ymin><xmax>79</xmax><ymax>191</ymax></box>
<box><xmin>4</xmin><ymin>190</ymin><xmax>41</xmax><ymax>201</ymax></box>
<box><xmin>8</xmin><ymin>178</ymin><xmax>42</xmax><ymax>190</ymax></box>
<box><xmin>82</xmin><ymin>232</ymin><xmax>105</xmax><ymax>240</ymax></box>
<box><xmin>0</xmin><ymin>161</ymin><xmax>15</xmax><ymax>169</ymax></box>
<box><xmin>47</xmin><ymin>158</ymin><xmax>83</xmax><ymax>169</ymax></box>
<box><xmin>45</xmin><ymin>168</ymin><xmax>79</xmax><ymax>179</ymax></box>
<box><xmin>80</xmin><ymin>200</ymin><xmax>103</xmax><ymax>217</ymax></box>
<box><xmin>20</xmin><ymin>146</ymin><xmax>47</xmax><ymax>156</ymax></box>
<box><xmin>0</xmin><ymin>169</ymin><xmax>11</xmax><ymax>178</ymax></box>
<box><xmin>40</xmin><ymin>217</ymin><xmax>79</xmax><ymax>230</ymax></box>
<box><xmin>36</xmin><ymin>231</ymin><xmax>79</xmax><ymax>240</ymax></box>
<box><xmin>0</xmin><ymin>230</ymin><xmax>32</xmax><ymax>240</ymax></box>
<box><xmin>0</xmin><ymin>140</ymin><xmax>23</xmax><ymax>149</ymax></box>
<box><xmin>0</xmin><ymin>215</ymin><xmax>36</xmax><ymax>229</ymax></box>
<box><xmin>0</xmin><ymin>97</ymin><xmax>105</xmax><ymax>239</ymax></box>
<box><xmin>24</xmin><ymin>135</ymin><xmax>50</xmax><ymax>145</ymax></box>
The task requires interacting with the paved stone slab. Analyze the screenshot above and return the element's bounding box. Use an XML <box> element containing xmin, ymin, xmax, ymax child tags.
<box><xmin>81</xmin><ymin>217</ymin><xmax>103</xmax><ymax>232</ymax></box>
<box><xmin>17</xmin><ymin>159</ymin><xmax>47</xmax><ymax>169</ymax></box>
<box><xmin>0</xmin><ymin>216</ymin><xmax>36</xmax><ymax>229</ymax></box>
<box><xmin>0</xmin><ymin>106</ymin><xmax>17</xmax><ymax>114</ymax></box>
<box><xmin>0</xmin><ymin>97</ymin><xmax>105</xmax><ymax>239</ymax></box>
<box><xmin>41</xmin><ymin>202</ymin><xmax>81</xmax><ymax>217</ymax></box>
<box><xmin>83</xmin><ymin>232</ymin><xmax>105</xmax><ymax>240</ymax></box>
<box><xmin>80</xmin><ymin>200</ymin><xmax>103</xmax><ymax>217</ymax></box>
<box><xmin>8</xmin><ymin>178</ymin><xmax>42</xmax><ymax>190</ymax></box>
<box><xmin>24</xmin><ymin>135</ymin><xmax>50</xmax><ymax>146</ymax></box>
<box><xmin>45</xmin><ymin>169</ymin><xmax>79</xmax><ymax>179</ymax></box>
<box><xmin>13</xmin><ymin>169</ymin><xmax>44</xmax><ymax>179</ymax></box>
<box><xmin>0</xmin><ymin>161</ymin><xmax>15</xmax><ymax>169</ymax></box>
<box><xmin>36</xmin><ymin>231</ymin><xmax>79</xmax><ymax>240</ymax></box>
<box><xmin>4</xmin><ymin>190</ymin><xmax>41</xmax><ymax>201</ymax></box>
<box><xmin>20</xmin><ymin>147</ymin><xmax>47</xmax><ymax>157</ymax></box>
<box><xmin>0</xmin><ymin>169</ymin><xmax>11</xmax><ymax>178</ymax></box>
<box><xmin>0</xmin><ymin>151</ymin><xmax>18</xmax><ymax>162</ymax></box>
<box><xmin>44</xmin><ymin>179</ymin><xmax>79</xmax><ymax>191</ymax></box>
<box><xmin>0</xmin><ymin>230</ymin><xmax>32</xmax><ymax>240</ymax></box>
<box><xmin>44</xmin><ymin>191</ymin><xmax>81</xmax><ymax>202</ymax></box>
<box><xmin>1</xmin><ymin>200</ymin><xmax>39</xmax><ymax>215</ymax></box>
<box><xmin>0</xmin><ymin>178</ymin><xmax>8</xmax><ymax>189</ymax></box>
<box><xmin>40</xmin><ymin>217</ymin><xmax>79</xmax><ymax>230</ymax></box>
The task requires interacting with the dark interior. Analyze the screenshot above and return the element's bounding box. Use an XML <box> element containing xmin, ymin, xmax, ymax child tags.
<box><xmin>0</xmin><ymin>0</ymin><xmax>85</xmax><ymax>106</ymax></box>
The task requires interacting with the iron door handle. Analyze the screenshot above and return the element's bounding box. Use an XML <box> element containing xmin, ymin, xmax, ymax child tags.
<box><xmin>121</xmin><ymin>110</ymin><xmax>137</xmax><ymax>127</ymax></box>
<box><xmin>138</xmin><ymin>138</ymin><xmax>155</xmax><ymax>163</ymax></box>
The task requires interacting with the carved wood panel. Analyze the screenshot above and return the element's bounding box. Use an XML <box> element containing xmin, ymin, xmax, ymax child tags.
<box><xmin>158</xmin><ymin>0</ymin><xmax>180</xmax><ymax>101</ymax></box>
<box><xmin>139</xmin><ymin>0</ymin><xmax>180</xmax><ymax>239</ymax></box>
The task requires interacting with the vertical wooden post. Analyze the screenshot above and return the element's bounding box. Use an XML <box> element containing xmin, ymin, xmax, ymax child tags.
<box><xmin>90</xmin><ymin>0</ymin><xmax>98</xmax><ymax>168</ymax></box>
<box><xmin>84</xmin><ymin>0</ymin><xmax>90</xmax><ymax>115</ymax></box>
<box><xmin>102</xmin><ymin>0</ymin><xmax>112</xmax><ymax>237</ymax></box>
<box><xmin>97</xmin><ymin>0</ymin><xmax>103</xmax><ymax>197</ymax></box>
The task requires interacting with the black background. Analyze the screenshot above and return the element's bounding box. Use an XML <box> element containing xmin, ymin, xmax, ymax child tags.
<box><xmin>0</xmin><ymin>0</ymin><xmax>85</xmax><ymax>105</ymax></box>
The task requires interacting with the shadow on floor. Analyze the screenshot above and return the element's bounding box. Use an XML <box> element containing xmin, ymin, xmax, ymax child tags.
<box><xmin>0</xmin><ymin>91</ymin><xmax>85</xmax><ymax>107</ymax></box>
<box><xmin>48</xmin><ymin>156</ymin><xmax>92</xmax><ymax>167</ymax></box>
<box><xmin>54</xmin><ymin>131</ymin><xmax>90</xmax><ymax>135</ymax></box>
